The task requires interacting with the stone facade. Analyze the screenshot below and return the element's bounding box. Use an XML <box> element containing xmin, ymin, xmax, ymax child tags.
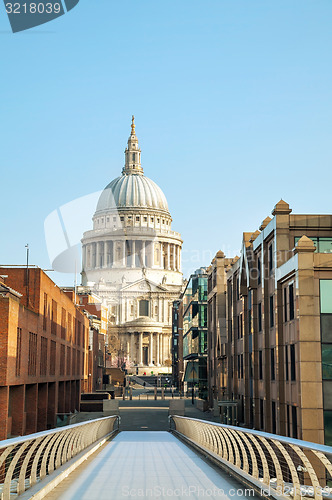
<box><xmin>219</xmin><ymin>200</ymin><xmax>332</xmax><ymax>444</ymax></box>
<box><xmin>81</xmin><ymin>118</ymin><xmax>183</xmax><ymax>374</ymax></box>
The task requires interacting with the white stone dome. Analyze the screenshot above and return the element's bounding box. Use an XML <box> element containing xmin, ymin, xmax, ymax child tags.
<box><xmin>95</xmin><ymin>173</ymin><xmax>169</xmax><ymax>214</ymax></box>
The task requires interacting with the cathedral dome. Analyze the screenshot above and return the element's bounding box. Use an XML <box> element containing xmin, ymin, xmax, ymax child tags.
<box><xmin>95</xmin><ymin>116</ymin><xmax>169</xmax><ymax>215</ymax></box>
<box><xmin>96</xmin><ymin>173</ymin><xmax>169</xmax><ymax>214</ymax></box>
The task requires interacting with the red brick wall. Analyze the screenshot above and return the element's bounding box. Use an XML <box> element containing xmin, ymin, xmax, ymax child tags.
<box><xmin>0</xmin><ymin>267</ymin><xmax>89</xmax><ymax>438</ymax></box>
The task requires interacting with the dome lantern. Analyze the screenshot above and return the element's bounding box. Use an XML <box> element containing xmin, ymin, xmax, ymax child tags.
<box><xmin>123</xmin><ymin>115</ymin><xmax>143</xmax><ymax>175</ymax></box>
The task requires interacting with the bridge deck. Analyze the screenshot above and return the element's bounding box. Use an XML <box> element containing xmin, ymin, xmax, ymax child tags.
<box><xmin>45</xmin><ymin>431</ymin><xmax>254</xmax><ymax>499</ymax></box>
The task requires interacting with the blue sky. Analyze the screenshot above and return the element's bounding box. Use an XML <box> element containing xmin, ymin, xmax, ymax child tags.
<box><xmin>1</xmin><ymin>0</ymin><xmax>332</xmax><ymax>284</ymax></box>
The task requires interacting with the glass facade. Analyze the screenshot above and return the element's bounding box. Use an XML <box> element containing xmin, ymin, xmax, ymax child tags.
<box><xmin>295</xmin><ymin>237</ymin><xmax>332</xmax><ymax>254</ymax></box>
<box><xmin>182</xmin><ymin>271</ymin><xmax>208</xmax><ymax>399</ymax></box>
<box><xmin>320</xmin><ymin>280</ymin><xmax>332</xmax><ymax>445</ymax></box>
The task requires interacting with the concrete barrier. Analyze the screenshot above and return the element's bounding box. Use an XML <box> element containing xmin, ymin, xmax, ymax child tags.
<box><xmin>103</xmin><ymin>399</ymin><xmax>120</xmax><ymax>416</ymax></box>
<box><xmin>168</xmin><ymin>400</ymin><xmax>185</xmax><ymax>416</ymax></box>
<box><xmin>195</xmin><ymin>399</ymin><xmax>209</xmax><ymax>412</ymax></box>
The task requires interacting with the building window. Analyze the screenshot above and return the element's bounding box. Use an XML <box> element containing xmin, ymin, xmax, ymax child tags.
<box><xmin>67</xmin><ymin>346</ymin><xmax>71</xmax><ymax>375</ymax></box>
<box><xmin>284</xmin><ymin>287</ymin><xmax>288</xmax><ymax>323</ymax></box>
<box><xmin>60</xmin><ymin>344</ymin><xmax>65</xmax><ymax>376</ymax></box>
<box><xmin>240</xmin><ymin>354</ymin><xmax>244</xmax><ymax>379</ymax></box>
<box><xmin>260</xmin><ymin>399</ymin><xmax>264</xmax><ymax>429</ymax></box>
<box><xmin>50</xmin><ymin>341</ymin><xmax>56</xmax><ymax>375</ymax></box>
<box><xmin>290</xmin><ymin>344</ymin><xmax>296</xmax><ymax>381</ymax></box>
<box><xmin>292</xmin><ymin>406</ymin><xmax>298</xmax><ymax>438</ymax></box>
<box><xmin>136</xmin><ymin>216</ymin><xmax>140</xmax><ymax>222</ymax></box>
<box><xmin>151</xmin><ymin>217</ymin><xmax>154</xmax><ymax>222</ymax></box>
<box><xmin>43</xmin><ymin>293</ymin><xmax>47</xmax><ymax>330</ymax></box>
<box><xmin>40</xmin><ymin>337</ymin><xmax>48</xmax><ymax>376</ymax></box>
<box><xmin>144</xmin><ymin>216</ymin><xmax>147</xmax><ymax>222</ymax></box>
<box><xmin>139</xmin><ymin>300</ymin><xmax>149</xmax><ymax>317</ymax></box>
<box><xmin>120</xmin><ymin>216</ymin><xmax>124</xmax><ymax>221</ymax></box>
<box><xmin>258</xmin><ymin>303</ymin><xmax>262</xmax><ymax>332</ymax></box>
<box><xmin>61</xmin><ymin>308</ymin><xmax>66</xmax><ymax>339</ymax></box>
<box><xmin>285</xmin><ymin>345</ymin><xmax>289</xmax><ymax>381</ymax></box>
<box><xmin>271</xmin><ymin>348</ymin><xmax>275</xmax><ymax>380</ymax></box>
<box><xmin>51</xmin><ymin>300</ymin><xmax>57</xmax><ymax>336</ymax></box>
<box><xmin>322</xmin><ymin>344</ymin><xmax>332</xmax><ymax>379</ymax></box>
<box><xmin>28</xmin><ymin>332</ymin><xmax>38</xmax><ymax>376</ymax></box>
<box><xmin>259</xmin><ymin>351</ymin><xmax>263</xmax><ymax>380</ymax></box>
<box><xmin>68</xmin><ymin>313</ymin><xmax>72</xmax><ymax>341</ymax></box>
<box><xmin>286</xmin><ymin>405</ymin><xmax>290</xmax><ymax>437</ymax></box>
<box><xmin>16</xmin><ymin>327</ymin><xmax>22</xmax><ymax>376</ymax></box>
<box><xmin>269</xmin><ymin>295</ymin><xmax>274</xmax><ymax>328</ymax></box>
<box><xmin>289</xmin><ymin>283</ymin><xmax>294</xmax><ymax>320</ymax></box>
<box><xmin>240</xmin><ymin>313</ymin><xmax>243</xmax><ymax>338</ymax></box>
<box><xmin>157</xmin><ymin>218</ymin><xmax>160</xmax><ymax>223</ymax></box>
<box><xmin>257</xmin><ymin>257</ymin><xmax>261</xmax><ymax>285</ymax></box>
<box><xmin>269</xmin><ymin>243</ymin><xmax>273</xmax><ymax>273</ymax></box>
<box><xmin>272</xmin><ymin>401</ymin><xmax>277</xmax><ymax>434</ymax></box>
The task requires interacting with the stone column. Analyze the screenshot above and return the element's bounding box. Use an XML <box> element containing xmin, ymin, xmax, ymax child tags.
<box><xmin>160</xmin><ymin>334</ymin><xmax>164</xmax><ymax>365</ymax></box>
<box><xmin>167</xmin><ymin>243</ymin><xmax>170</xmax><ymax>270</ymax></box>
<box><xmin>104</xmin><ymin>241</ymin><xmax>108</xmax><ymax>268</ymax></box>
<box><xmin>109</xmin><ymin>241</ymin><xmax>113</xmax><ymax>268</ymax></box>
<box><xmin>139</xmin><ymin>332</ymin><xmax>143</xmax><ymax>366</ymax></box>
<box><xmin>131</xmin><ymin>240</ymin><xmax>136</xmax><ymax>268</ymax></box>
<box><xmin>149</xmin><ymin>333</ymin><xmax>154</xmax><ymax>366</ymax></box>
<box><xmin>130</xmin><ymin>333</ymin><xmax>135</xmax><ymax>364</ymax></box>
<box><xmin>96</xmin><ymin>242</ymin><xmax>100</xmax><ymax>268</ymax></box>
<box><xmin>122</xmin><ymin>240</ymin><xmax>126</xmax><ymax>267</ymax></box>
<box><xmin>156</xmin><ymin>333</ymin><xmax>160</xmax><ymax>366</ymax></box>
<box><xmin>141</xmin><ymin>240</ymin><xmax>146</xmax><ymax>268</ymax></box>
<box><xmin>89</xmin><ymin>244</ymin><xmax>93</xmax><ymax>269</ymax></box>
<box><xmin>178</xmin><ymin>246</ymin><xmax>181</xmax><ymax>271</ymax></box>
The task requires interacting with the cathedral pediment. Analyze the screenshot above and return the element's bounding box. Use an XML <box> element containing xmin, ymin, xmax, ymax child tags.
<box><xmin>120</xmin><ymin>278</ymin><xmax>169</xmax><ymax>293</ymax></box>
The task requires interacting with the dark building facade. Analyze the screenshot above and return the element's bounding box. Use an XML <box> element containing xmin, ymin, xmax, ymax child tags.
<box><xmin>179</xmin><ymin>269</ymin><xmax>208</xmax><ymax>399</ymax></box>
<box><xmin>171</xmin><ymin>299</ymin><xmax>183</xmax><ymax>389</ymax></box>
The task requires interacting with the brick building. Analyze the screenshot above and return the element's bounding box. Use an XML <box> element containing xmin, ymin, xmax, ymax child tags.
<box><xmin>0</xmin><ymin>267</ymin><xmax>89</xmax><ymax>439</ymax></box>
<box><xmin>62</xmin><ymin>289</ymin><xmax>108</xmax><ymax>392</ymax></box>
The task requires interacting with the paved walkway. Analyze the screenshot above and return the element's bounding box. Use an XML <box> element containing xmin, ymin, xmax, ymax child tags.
<box><xmin>45</xmin><ymin>432</ymin><xmax>254</xmax><ymax>500</ymax></box>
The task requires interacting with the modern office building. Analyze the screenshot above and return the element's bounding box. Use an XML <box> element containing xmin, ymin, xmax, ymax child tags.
<box><xmin>171</xmin><ymin>299</ymin><xmax>184</xmax><ymax>388</ymax></box>
<box><xmin>81</xmin><ymin>117</ymin><xmax>183</xmax><ymax>374</ymax></box>
<box><xmin>0</xmin><ymin>267</ymin><xmax>89</xmax><ymax>439</ymax></box>
<box><xmin>180</xmin><ymin>268</ymin><xmax>208</xmax><ymax>399</ymax></box>
<box><xmin>225</xmin><ymin>200</ymin><xmax>332</xmax><ymax>445</ymax></box>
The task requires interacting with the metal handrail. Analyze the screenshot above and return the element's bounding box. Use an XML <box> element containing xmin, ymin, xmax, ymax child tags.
<box><xmin>0</xmin><ymin>415</ymin><xmax>119</xmax><ymax>500</ymax></box>
<box><xmin>170</xmin><ymin>416</ymin><xmax>332</xmax><ymax>500</ymax></box>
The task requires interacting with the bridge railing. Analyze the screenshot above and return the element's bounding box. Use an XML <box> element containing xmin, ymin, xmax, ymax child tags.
<box><xmin>170</xmin><ymin>416</ymin><xmax>332</xmax><ymax>500</ymax></box>
<box><xmin>0</xmin><ymin>415</ymin><xmax>119</xmax><ymax>500</ymax></box>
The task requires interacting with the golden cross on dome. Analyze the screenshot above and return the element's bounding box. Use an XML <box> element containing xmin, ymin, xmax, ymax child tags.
<box><xmin>131</xmin><ymin>115</ymin><xmax>135</xmax><ymax>135</ymax></box>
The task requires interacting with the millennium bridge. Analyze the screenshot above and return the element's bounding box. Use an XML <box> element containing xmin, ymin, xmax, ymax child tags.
<box><xmin>1</xmin><ymin>409</ymin><xmax>332</xmax><ymax>499</ymax></box>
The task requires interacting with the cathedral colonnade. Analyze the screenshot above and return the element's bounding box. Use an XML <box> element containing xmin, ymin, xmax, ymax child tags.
<box><xmin>124</xmin><ymin>331</ymin><xmax>171</xmax><ymax>367</ymax></box>
<box><xmin>83</xmin><ymin>240</ymin><xmax>181</xmax><ymax>272</ymax></box>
